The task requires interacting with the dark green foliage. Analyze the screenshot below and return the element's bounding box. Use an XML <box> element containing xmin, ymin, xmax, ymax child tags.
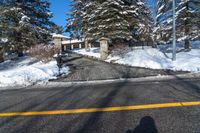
<box><xmin>0</xmin><ymin>0</ymin><xmax>54</xmax><ymax>56</ymax></box>
<box><xmin>66</xmin><ymin>0</ymin><xmax>154</xmax><ymax>45</ymax></box>
<box><xmin>156</xmin><ymin>0</ymin><xmax>200</xmax><ymax>48</ymax></box>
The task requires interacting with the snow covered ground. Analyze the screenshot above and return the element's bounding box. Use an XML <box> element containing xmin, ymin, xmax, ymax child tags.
<box><xmin>73</xmin><ymin>48</ymin><xmax>101</xmax><ymax>58</ymax></box>
<box><xmin>73</xmin><ymin>42</ymin><xmax>200</xmax><ymax>72</ymax></box>
<box><xmin>0</xmin><ymin>57</ymin><xmax>70</xmax><ymax>88</ymax></box>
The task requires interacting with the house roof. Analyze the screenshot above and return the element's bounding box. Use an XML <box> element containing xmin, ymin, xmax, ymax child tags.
<box><xmin>52</xmin><ymin>33</ymin><xmax>70</xmax><ymax>39</ymax></box>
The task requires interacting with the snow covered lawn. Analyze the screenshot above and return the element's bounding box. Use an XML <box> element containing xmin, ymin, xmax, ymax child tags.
<box><xmin>73</xmin><ymin>43</ymin><xmax>200</xmax><ymax>72</ymax></box>
<box><xmin>0</xmin><ymin>57</ymin><xmax>70</xmax><ymax>88</ymax></box>
<box><xmin>73</xmin><ymin>48</ymin><xmax>101</xmax><ymax>58</ymax></box>
<box><xmin>113</xmin><ymin>48</ymin><xmax>200</xmax><ymax>72</ymax></box>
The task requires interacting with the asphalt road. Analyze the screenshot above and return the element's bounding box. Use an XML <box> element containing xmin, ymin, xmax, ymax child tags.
<box><xmin>0</xmin><ymin>78</ymin><xmax>200</xmax><ymax>133</ymax></box>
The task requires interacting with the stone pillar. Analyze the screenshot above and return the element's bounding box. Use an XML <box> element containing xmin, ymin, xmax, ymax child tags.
<box><xmin>53</xmin><ymin>37</ymin><xmax>62</xmax><ymax>50</ymax></box>
<box><xmin>85</xmin><ymin>38</ymin><xmax>90</xmax><ymax>52</ymax></box>
<box><xmin>100</xmin><ymin>37</ymin><xmax>109</xmax><ymax>60</ymax></box>
<box><xmin>88</xmin><ymin>43</ymin><xmax>91</xmax><ymax>49</ymax></box>
<box><xmin>71</xmin><ymin>44</ymin><xmax>74</xmax><ymax>50</ymax></box>
<box><xmin>64</xmin><ymin>45</ymin><xmax>67</xmax><ymax>51</ymax></box>
<box><xmin>79</xmin><ymin>43</ymin><xmax>82</xmax><ymax>49</ymax></box>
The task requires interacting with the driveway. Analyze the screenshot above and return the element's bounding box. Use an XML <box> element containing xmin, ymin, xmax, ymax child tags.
<box><xmin>57</xmin><ymin>53</ymin><xmax>186</xmax><ymax>82</ymax></box>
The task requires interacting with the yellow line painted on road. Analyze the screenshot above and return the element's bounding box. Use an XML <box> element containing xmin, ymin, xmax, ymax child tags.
<box><xmin>0</xmin><ymin>101</ymin><xmax>200</xmax><ymax>117</ymax></box>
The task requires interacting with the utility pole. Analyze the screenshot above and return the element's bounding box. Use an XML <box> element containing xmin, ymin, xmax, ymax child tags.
<box><xmin>172</xmin><ymin>0</ymin><xmax>176</xmax><ymax>61</ymax></box>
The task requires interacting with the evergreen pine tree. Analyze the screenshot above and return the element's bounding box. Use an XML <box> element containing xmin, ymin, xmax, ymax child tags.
<box><xmin>66</xmin><ymin>0</ymin><xmax>83</xmax><ymax>39</ymax></box>
<box><xmin>67</xmin><ymin>0</ymin><xmax>154</xmax><ymax>45</ymax></box>
<box><xmin>156</xmin><ymin>0</ymin><xmax>200</xmax><ymax>49</ymax></box>
<box><xmin>155</xmin><ymin>0</ymin><xmax>172</xmax><ymax>44</ymax></box>
<box><xmin>176</xmin><ymin>0</ymin><xmax>200</xmax><ymax>49</ymax></box>
<box><xmin>129</xmin><ymin>0</ymin><xmax>154</xmax><ymax>44</ymax></box>
<box><xmin>50</xmin><ymin>24</ymin><xmax>64</xmax><ymax>34</ymax></box>
<box><xmin>86</xmin><ymin>0</ymin><xmax>133</xmax><ymax>44</ymax></box>
<box><xmin>0</xmin><ymin>0</ymin><xmax>54</xmax><ymax>56</ymax></box>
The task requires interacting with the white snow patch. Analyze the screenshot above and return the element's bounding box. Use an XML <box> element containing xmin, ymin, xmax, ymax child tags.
<box><xmin>73</xmin><ymin>48</ymin><xmax>101</xmax><ymax>58</ymax></box>
<box><xmin>52</xmin><ymin>33</ymin><xmax>70</xmax><ymax>39</ymax></box>
<box><xmin>0</xmin><ymin>38</ymin><xmax>8</xmax><ymax>43</ymax></box>
<box><xmin>112</xmin><ymin>48</ymin><xmax>172</xmax><ymax>70</ymax></box>
<box><xmin>0</xmin><ymin>57</ymin><xmax>70</xmax><ymax>88</ymax></box>
<box><xmin>62</xmin><ymin>39</ymin><xmax>84</xmax><ymax>45</ymax></box>
<box><xmin>73</xmin><ymin>42</ymin><xmax>200</xmax><ymax>72</ymax></box>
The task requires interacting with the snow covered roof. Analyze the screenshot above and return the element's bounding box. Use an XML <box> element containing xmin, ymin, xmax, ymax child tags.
<box><xmin>62</xmin><ymin>39</ymin><xmax>84</xmax><ymax>45</ymax></box>
<box><xmin>52</xmin><ymin>33</ymin><xmax>70</xmax><ymax>39</ymax></box>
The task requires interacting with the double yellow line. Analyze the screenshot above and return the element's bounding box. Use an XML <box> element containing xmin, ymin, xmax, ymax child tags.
<box><xmin>0</xmin><ymin>101</ymin><xmax>200</xmax><ymax>117</ymax></box>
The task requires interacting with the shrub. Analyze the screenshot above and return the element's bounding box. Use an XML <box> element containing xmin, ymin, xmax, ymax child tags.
<box><xmin>110</xmin><ymin>43</ymin><xmax>131</xmax><ymax>57</ymax></box>
<box><xmin>29</xmin><ymin>44</ymin><xmax>59</xmax><ymax>63</ymax></box>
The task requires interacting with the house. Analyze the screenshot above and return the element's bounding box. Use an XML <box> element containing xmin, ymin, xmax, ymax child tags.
<box><xmin>52</xmin><ymin>34</ymin><xmax>84</xmax><ymax>52</ymax></box>
<box><xmin>52</xmin><ymin>34</ymin><xmax>109</xmax><ymax>60</ymax></box>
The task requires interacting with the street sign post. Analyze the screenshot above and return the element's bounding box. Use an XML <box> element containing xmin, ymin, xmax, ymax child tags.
<box><xmin>172</xmin><ymin>0</ymin><xmax>176</xmax><ymax>61</ymax></box>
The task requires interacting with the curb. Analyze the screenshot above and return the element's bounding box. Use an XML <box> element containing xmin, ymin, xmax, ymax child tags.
<box><xmin>33</xmin><ymin>72</ymin><xmax>200</xmax><ymax>88</ymax></box>
<box><xmin>0</xmin><ymin>72</ymin><xmax>199</xmax><ymax>90</ymax></box>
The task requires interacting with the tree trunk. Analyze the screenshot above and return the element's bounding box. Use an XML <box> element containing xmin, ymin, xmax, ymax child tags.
<box><xmin>184</xmin><ymin>39</ymin><xmax>189</xmax><ymax>49</ymax></box>
<box><xmin>16</xmin><ymin>44</ymin><xmax>24</xmax><ymax>57</ymax></box>
<box><xmin>0</xmin><ymin>47</ymin><xmax>4</xmax><ymax>63</ymax></box>
<box><xmin>17</xmin><ymin>51</ymin><xmax>24</xmax><ymax>57</ymax></box>
<box><xmin>15</xmin><ymin>44</ymin><xmax>24</xmax><ymax>57</ymax></box>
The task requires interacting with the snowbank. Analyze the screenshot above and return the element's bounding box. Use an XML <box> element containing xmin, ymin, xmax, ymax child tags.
<box><xmin>113</xmin><ymin>48</ymin><xmax>200</xmax><ymax>72</ymax></box>
<box><xmin>0</xmin><ymin>57</ymin><xmax>70</xmax><ymax>88</ymax></box>
<box><xmin>112</xmin><ymin>48</ymin><xmax>172</xmax><ymax>70</ymax></box>
<box><xmin>73</xmin><ymin>48</ymin><xmax>101</xmax><ymax>58</ymax></box>
<box><xmin>52</xmin><ymin>33</ymin><xmax>70</xmax><ymax>39</ymax></box>
<box><xmin>73</xmin><ymin>42</ymin><xmax>200</xmax><ymax>72</ymax></box>
<box><xmin>169</xmin><ymin>49</ymin><xmax>200</xmax><ymax>72</ymax></box>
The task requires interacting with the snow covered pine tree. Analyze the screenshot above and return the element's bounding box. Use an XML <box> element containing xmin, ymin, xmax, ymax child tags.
<box><xmin>0</xmin><ymin>0</ymin><xmax>54</xmax><ymax>56</ymax></box>
<box><xmin>129</xmin><ymin>0</ymin><xmax>154</xmax><ymax>45</ymax></box>
<box><xmin>85</xmin><ymin>0</ymin><xmax>133</xmax><ymax>45</ymax></box>
<box><xmin>156</xmin><ymin>0</ymin><xmax>200</xmax><ymax>49</ymax></box>
<box><xmin>66</xmin><ymin>0</ymin><xmax>83</xmax><ymax>39</ymax></box>
<box><xmin>67</xmin><ymin>0</ymin><xmax>154</xmax><ymax>47</ymax></box>
<box><xmin>176</xmin><ymin>0</ymin><xmax>200</xmax><ymax>49</ymax></box>
<box><xmin>155</xmin><ymin>0</ymin><xmax>173</xmax><ymax>44</ymax></box>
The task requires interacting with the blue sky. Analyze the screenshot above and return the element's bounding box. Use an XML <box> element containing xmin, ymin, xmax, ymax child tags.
<box><xmin>49</xmin><ymin>0</ymin><xmax>71</xmax><ymax>27</ymax></box>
